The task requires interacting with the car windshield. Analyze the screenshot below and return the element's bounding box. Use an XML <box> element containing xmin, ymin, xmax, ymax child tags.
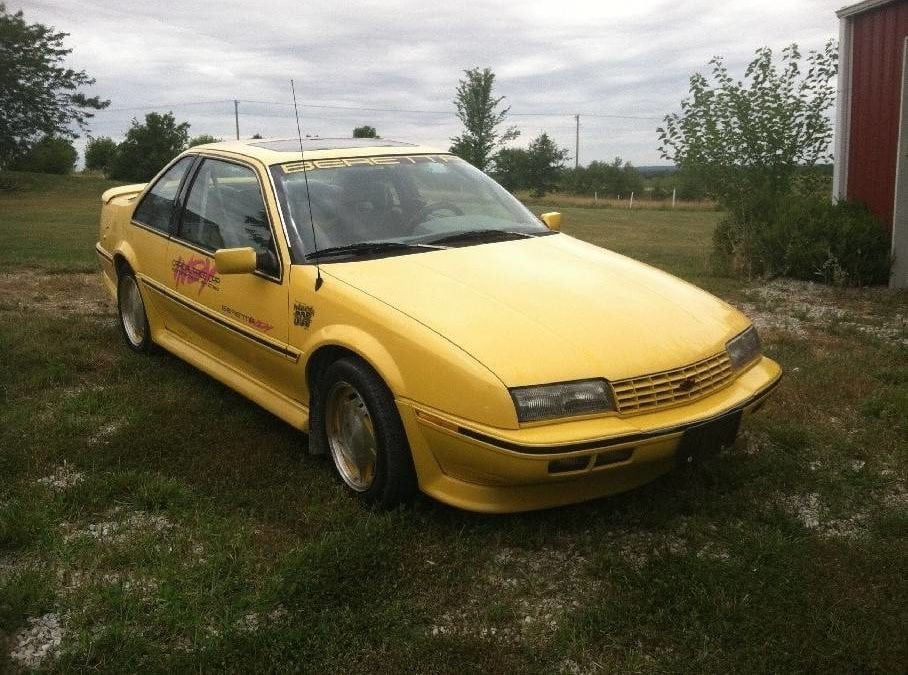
<box><xmin>270</xmin><ymin>154</ymin><xmax>552</xmax><ymax>262</ymax></box>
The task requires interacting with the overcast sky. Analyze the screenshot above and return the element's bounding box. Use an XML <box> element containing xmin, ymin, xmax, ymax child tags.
<box><xmin>22</xmin><ymin>0</ymin><xmax>844</xmax><ymax>166</ymax></box>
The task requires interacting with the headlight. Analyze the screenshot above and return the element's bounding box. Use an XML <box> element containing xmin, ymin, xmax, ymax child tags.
<box><xmin>510</xmin><ymin>379</ymin><xmax>614</xmax><ymax>423</ymax></box>
<box><xmin>726</xmin><ymin>325</ymin><xmax>761</xmax><ymax>369</ymax></box>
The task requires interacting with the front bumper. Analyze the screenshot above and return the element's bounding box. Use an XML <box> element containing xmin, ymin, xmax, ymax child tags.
<box><xmin>398</xmin><ymin>356</ymin><xmax>782</xmax><ymax>513</ymax></box>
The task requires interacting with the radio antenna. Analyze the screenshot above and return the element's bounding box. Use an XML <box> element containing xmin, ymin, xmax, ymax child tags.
<box><xmin>291</xmin><ymin>78</ymin><xmax>323</xmax><ymax>291</ymax></box>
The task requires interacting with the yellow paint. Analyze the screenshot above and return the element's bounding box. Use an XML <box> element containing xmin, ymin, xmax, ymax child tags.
<box><xmin>97</xmin><ymin>139</ymin><xmax>782</xmax><ymax>513</ymax></box>
<box><xmin>540</xmin><ymin>211</ymin><xmax>562</xmax><ymax>230</ymax></box>
<box><xmin>214</xmin><ymin>247</ymin><xmax>257</xmax><ymax>275</ymax></box>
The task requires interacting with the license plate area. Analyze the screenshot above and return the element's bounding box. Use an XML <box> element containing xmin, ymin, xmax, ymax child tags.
<box><xmin>678</xmin><ymin>410</ymin><xmax>742</xmax><ymax>463</ymax></box>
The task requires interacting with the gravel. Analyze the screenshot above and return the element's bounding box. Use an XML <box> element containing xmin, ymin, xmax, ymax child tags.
<box><xmin>8</xmin><ymin>614</ymin><xmax>64</xmax><ymax>669</ymax></box>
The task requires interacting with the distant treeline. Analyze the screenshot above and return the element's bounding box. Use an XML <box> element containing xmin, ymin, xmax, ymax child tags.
<box><xmin>513</xmin><ymin>161</ymin><xmax>834</xmax><ymax>202</ymax></box>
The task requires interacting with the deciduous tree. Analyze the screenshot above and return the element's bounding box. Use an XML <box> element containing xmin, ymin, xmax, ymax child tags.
<box><xmin>9</xmin><ymin>135</ymin><xmax>76</xmax><ymax>174</ymax></box>
<box><xmin>0</xmin><ymin>4</ymin><xmax>109</xmax><ymax>167</ymax></box>
<box><xmin>450</xmin><ymin>67</ymin><xmax>518</xmax><ymax>171</ymax></box>
<box><xmin>657</xmin><ymin>42</ymin><xmax>838</xmax><ymax>270</ymax></box>
<box><xmin>84</xmin><ymin>135</ymin><xmax>117</xmax><ymax>173</ymax></box>
<box><xmin>524</xmin><ymin>132</ymin><xmax>569</xmax><ymax>197</ymax></box>
<box><xmin>109</xmin><ymin>112</ymin><xmax>190</xmax><ymax>182</ymax></box>
<box><xmin>188</xmin><ymin>134</ymin><xmax>222</xmax><ymax>147</ymax></box>
<box><xmin>353</xmin><ymin>125</ymin><xmax>377</xmax><ymax>138</ymax></box>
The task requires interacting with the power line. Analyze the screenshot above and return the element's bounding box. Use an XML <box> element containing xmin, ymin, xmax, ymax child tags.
<box><xmin>98</xmin><ymin>99</ymin><xmax>234</xmax><ymax>113</ymax></box>
<box><xmin>96</xmin><ymin>97</ymin><xmax>661</xmax><ymax>120</ymax></box>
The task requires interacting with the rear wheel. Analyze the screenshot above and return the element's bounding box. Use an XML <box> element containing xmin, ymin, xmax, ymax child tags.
<box><xmin>117</xmin><ymin>270</ymin><xmax>153</xmax><ymax>353</ymax></box>
<box><xmin>320</xmin><ymin>357</ymin><xmax>417</xmax><ymax>507</ymax></box>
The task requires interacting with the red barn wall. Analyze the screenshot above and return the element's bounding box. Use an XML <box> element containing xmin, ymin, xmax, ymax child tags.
<box><xmin>847</xmin><ymin>1</ymin><xmax>908</xmax><ymax>231</ymax></box>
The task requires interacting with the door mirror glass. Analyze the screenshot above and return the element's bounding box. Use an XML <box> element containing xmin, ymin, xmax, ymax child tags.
<box><xmin>214</xmin><ymin>247</ymin><xmax>257</xmax><ymax>275</ymax></box>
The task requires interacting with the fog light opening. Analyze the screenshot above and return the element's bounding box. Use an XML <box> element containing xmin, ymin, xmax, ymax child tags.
<box><xmin>548</xmin><ymin>456</ymin><xmax>591</xmax><ymax>474</ymax></box>
<box><xmin>594</xmin><ymin>448</ymin><xmax>634</xmax><ymax>467</ymax></box>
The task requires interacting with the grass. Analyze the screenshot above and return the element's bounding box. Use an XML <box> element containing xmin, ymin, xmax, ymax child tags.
<box><xmin>517</xmin><ymin>190</ymin><xmax>718</xmax><ymax>212</ymax></box>
<box><xmin>0</xmin><ymin>170</ymin><xmax>906</xmax><ymax>672</ymax></box>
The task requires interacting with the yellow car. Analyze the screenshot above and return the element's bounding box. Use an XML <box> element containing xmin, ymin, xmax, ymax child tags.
<box><xmin>96</xmin><ymin>138</ymin><xmax>781</xmax><ymax>513</ymax></box>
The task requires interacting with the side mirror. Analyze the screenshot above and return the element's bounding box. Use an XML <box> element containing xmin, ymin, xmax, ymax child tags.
<box><xmin>214</xmin><ymin>247</ymin><xmax>257</xmax><ymax>275</ymax></box>
<box><xmin>540</xmin><ymin>212</ymin><xmax>562</xmax><ymax>231</ymax></box>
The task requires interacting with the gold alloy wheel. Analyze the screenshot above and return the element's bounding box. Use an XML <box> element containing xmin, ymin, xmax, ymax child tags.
<box><xmin>120</xmin><ymin>276</ymin><xmax>147</xmax><ymax>347</ymax></box>
<box><xmin>325</xmin><ymin>381</ymin><xmax>378</xmax><ymax>492</ymax></box>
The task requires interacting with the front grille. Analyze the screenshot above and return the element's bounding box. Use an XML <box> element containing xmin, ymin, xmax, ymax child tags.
<box><xmin>610</xmin><ymin>352</ymin><xmax>734</xmax><ymax>414</ymax></box>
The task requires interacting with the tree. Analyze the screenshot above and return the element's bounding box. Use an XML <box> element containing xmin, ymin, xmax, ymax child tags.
<box><xmin>0</xmin><ymin>4</ymin><xmax>109</xmax><ymax>168</ymax></box>
<box><xmin>84</xmin><ymin>136</ymin><xmax>117</xmax><ymax>173</ymax></box>
<box><xmin>493</xmin><ymin>147</ymin><xmax>529</xmax><ymax>192</ymax></box>
<box><xmin>251</xmin><ymin>133</ymin><xmax>263</xmax><ymax>139</ymax></box>
<box><xmin>657</xmin><ymin>42</ymin><xmax>838</xmax><ymax>270</ymax></box>
<box><xmin>109</xmin><ymin>112</ymin><xmax>189</xmax><ymax>182</ymax></box>
<box><xmin>9</xmin><ymin>135</ymin><xmax>76</xmax><ymax>174</ymax></box>
<box><xmin>188</xmin><ymin>134</ymin><xmax>222</xmax><ymax>147</ymax></box>
<box><xmin>523</xmin><ymin>133</ymin><xmax>569</xmax><ymax>197</ymax></box>
<box><xmin>450</xmin><ymin>67</ymin><xmax>518</xmax><ymax>171</ymax></box>
<box><xmin>353</xmin><ymin>125</ymin><xmax>377</xmax><ymax>138</ymax></box>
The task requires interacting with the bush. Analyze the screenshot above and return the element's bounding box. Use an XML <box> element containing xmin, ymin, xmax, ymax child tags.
<box><xmin>714</xmin><ymin>197</ymin><xmax>891</xmax><ymax>286</ymax></box>
<box><xmin>188</xmin><ymin>134</ymin><xmax>222</xmax><ymax>147</ymax></box>
<box><xmin>8</xmin><ymin>136</ymin><xmax>77</xmax><ymax>174</ymax></box>
<box><xmin>109</xmin><ymin>112</ymin><xmax>189</xmax><ymax>182</ymax></box>
<box><xmin>84</xmin><ymin>136</ymin><xmax>117</xmax><ymax>174</ymax></box>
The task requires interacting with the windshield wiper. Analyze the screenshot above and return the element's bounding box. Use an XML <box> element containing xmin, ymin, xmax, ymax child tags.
<box><xmin>425</xmin><ymin>229</ymin><xmax>537</xmax><ymax>246</ymax></box>
<box><xmin>305</xmin><ymin>241</ymin><xmax>447</xmax><ymax>261</ymax></box>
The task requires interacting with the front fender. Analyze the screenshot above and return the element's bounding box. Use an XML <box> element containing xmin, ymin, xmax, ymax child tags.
<box><xmin>290</xmin><ymin>266</ymin><xmax>519</xmax><ymax>429</ymax></box>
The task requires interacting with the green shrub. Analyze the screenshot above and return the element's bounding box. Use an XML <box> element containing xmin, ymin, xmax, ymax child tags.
<box><xmin>714</xmin><ymin>197</ymin><xmax>891</xmax><ymax>286</ymax></box>
<box><xmin>8</xmin><ymin>135</ymin><xmax>77</xmax><ymax>174</ymax></box>
<box><xmin>84</xmin><ymin>135</ymin><xmax>118</xmax><ymax>173</ymax></box>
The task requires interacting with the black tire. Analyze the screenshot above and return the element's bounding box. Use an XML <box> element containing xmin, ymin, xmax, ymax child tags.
<box><xmin>319</xmin><ymin>357</ymin><xmax>417</xmax><ymax>507</ymax></box>
<box><xmin>116</xmin><ymin>269</ymin><xmax>154</xmax><ymax>353</ymax></box>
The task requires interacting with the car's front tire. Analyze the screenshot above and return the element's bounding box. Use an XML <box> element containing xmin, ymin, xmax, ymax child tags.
<box><xmin>117</xmin><ymin>270</ymin><xmax>153</xmax><ymax>353</ymax></box>
<box><xmin>320</xmin><ymin>357</ymin><xmax>418</xmax><ymax>507</ymax></box>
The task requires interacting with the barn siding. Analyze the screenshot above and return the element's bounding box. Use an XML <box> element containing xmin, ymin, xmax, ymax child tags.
<box><xmin>847</xmin><ymin>1</ymin><xmax>908</xmax><ymax>231</ymax></box>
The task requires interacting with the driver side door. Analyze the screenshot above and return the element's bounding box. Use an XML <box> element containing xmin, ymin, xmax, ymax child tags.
<box><xmin>163</xmin><ymin>156</ymin><xmax>299</xmax><ymax>400</ymax></box>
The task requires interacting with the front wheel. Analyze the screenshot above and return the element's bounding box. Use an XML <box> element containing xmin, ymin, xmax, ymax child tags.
<box><xmin>117</xmin><ymin>271</ymin><xmax>153</xmax><ymax>353</ymax></box>
<box><xmin>320</xmin><ymin>357</ymin><xmax>417</xmax><ymax>507</ymax></box>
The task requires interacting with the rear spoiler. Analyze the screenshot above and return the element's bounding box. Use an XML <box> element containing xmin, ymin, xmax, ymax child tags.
<box><xmin>101</xmin><ymin>183</ymin><xmax>147</xmax><ymax>204</ymax></box>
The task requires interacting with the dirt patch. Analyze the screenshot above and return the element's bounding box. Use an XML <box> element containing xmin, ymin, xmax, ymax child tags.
<box><xmin>61</xmin><ymin>510</ymin><xmax>174</xmax><ymax>545</ymax></box>
<box><xmin>8</xmin><ymin>613</ymin><xmax>64</xmax><ymax>669</ymax></box>
<box><xmin>429</xmin><ymin>544</ymin><xmax>598</xmax><ymax>645</ymax></box>
<box><xmin>736</xmin><ymin>279</ymin><xmax>908</xmax><ymax>345</ymax></box>
<box><xmin>37</xmin><ymin>463</ymin><xmax>85</xmax><ymax>491</ymax></box>
<box><xmin>88</xmin><ymin>418</ymin><xmax>127</xmax><ymax>447</ymax></box>
<box><xmin>57</xmin><ymin>568</ymin><xmax>160</xmax><ymax>600</ymax></box>
<box><xmin>778</xmin><ymin>492</ymin><xmax>870</xmax><ymax>539</ymax></box>
<box><xmin>0</xmin><ymin>269</ymin><xmax>113</xmax><ymax>317</ymax></box>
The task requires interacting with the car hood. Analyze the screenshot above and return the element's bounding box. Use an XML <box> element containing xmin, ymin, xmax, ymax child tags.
<box><xmin>323</xmin><ymin>234</ymin><xmax>751</xmax><ymax>386</ymax></box>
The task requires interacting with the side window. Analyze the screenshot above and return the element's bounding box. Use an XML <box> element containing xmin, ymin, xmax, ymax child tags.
<box><xmin>133</xmin><ymin>156</ymin><xmax>194</xmax><ymax>232</ymax></box>
<box><xmin>179</xmin><ymin>159</ymin><xmax>279</xmax><ymax>277</ymax></box>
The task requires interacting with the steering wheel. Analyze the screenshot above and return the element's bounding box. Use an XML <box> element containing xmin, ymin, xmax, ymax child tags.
<box><xmin>405</xmin><ymin>201</ymin><xmax>465</xmax><ymax>228</ymax></box>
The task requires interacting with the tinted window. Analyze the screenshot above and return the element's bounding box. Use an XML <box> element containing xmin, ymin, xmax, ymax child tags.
<box><xmin>133</xmin><ymin>156</ymin><xmax>194</xmax><ymax>232</ymax></box>
<box><xmin>179</xmin><ymin>159</ymin><xmax>279</xmax><ymax>276</ymax></box>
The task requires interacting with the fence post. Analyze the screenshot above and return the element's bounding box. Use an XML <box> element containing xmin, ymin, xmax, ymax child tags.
<box><xmin>234</xmin><ymin>100</ymin><xmax>240</xmax><ymax>140</ymax></box>
<box><xmin>629</xmin><ymin>192</ymin><xmax>634</xmax><ymax>209</ymax></box>
<box><xmin>672</xmin><ymin>188</ymin><xmax>676</xmax><ymax>209</ymax></box>
<box><xmin>594</xmin><ymin>191</ymin><xmax>598</xmax><ymax>204</ymax></box>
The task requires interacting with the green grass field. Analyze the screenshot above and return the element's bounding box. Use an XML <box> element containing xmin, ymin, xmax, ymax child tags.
<box><xmin>1</xmin><ymin>171</ymin><xmax>906</xmax><ymax>673</ymax></box>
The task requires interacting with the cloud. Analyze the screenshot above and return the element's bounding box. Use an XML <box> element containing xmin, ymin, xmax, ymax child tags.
<box><xmin>22</xmin><ymin>0</ymin><xmax>842</xmax><ymax>165</ymax></box>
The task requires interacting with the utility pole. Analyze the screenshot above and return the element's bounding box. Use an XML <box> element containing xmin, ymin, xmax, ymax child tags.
<box><xmin>234</xmin><ymin>100</ymin><xmax>240</xmax><ymax>140</ymax></box>
<box><xmin>574</xmin><ymin>114</ymin><xmax>580</xmax><ymax>169</ymax></box>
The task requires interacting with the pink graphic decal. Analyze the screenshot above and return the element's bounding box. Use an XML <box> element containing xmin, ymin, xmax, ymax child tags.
<box><xmin>172</xmin><ymin>257</ymin><xmax>220</xmax><ymax>294</ymax></box>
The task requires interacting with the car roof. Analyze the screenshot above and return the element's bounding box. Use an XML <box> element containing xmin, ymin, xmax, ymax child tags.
<box><xmin>190</xmin><ymin>137</ymin><xmax>445</xmax><ymax>165</ymax></box>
